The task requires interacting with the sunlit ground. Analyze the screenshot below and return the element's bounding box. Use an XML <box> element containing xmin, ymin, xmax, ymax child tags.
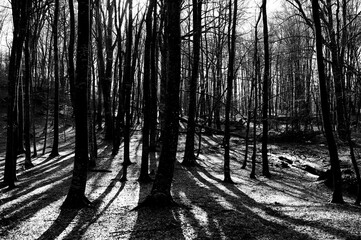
<box><xmin>1</xmin><ymin>129</ymin><xmax>360</xmax><ymax>239</ymax></box>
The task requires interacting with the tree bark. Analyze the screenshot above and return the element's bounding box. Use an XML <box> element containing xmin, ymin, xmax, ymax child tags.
<box><xmin>4</xmin><ymin>0</ymin><xmax>30</xmax><ymax>188</ymax></box>
<box><xmin>183</xmin><ymin>0</ymin><xmax>202</xmax><ymax>167</ymax></box>
<box><xmin>122</xmin><ymin>0</ymin><xmax>134</xmax><ymax>168</ymax></box>
<box><xmin>312</xmin><ymin>0</ymin><xmax>344</xmax><ymax>204</ymax></box>
<box><xmin>261</xmin><ymin>0</ymin><xmax>271</xmax><ymax>178</ymax></box>
<box><xmin>141</xmin><ymin>0</ymin><xmax>181</xmax><ymax>207</ymax></box>
<box><xmin>139</xmin><ymin>0</ymin><xmax>156</xmax><ymax>183</ymax></box>
<box><xmin>24</xmin><ymin>10</ymin><xmax>34</xmax><ymax>169</ymax></box>
<box><xmin>62</xmin><ymin>0</ymin><xmax>92</xmax><ymax>209</ymax></box>
<box><xmin>49</xmin><ymin>0</ymin><xmax>60</xmax><ymax>158</ymax></box>
<box><xmin>223</xmin><ymin>0</ymin><xmax>237</xmax><ymax>183</ymax></box>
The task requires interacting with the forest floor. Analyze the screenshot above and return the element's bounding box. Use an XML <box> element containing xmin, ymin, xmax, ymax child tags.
<box><xmin>1</xmin><ymin>116</ymin><xmax>361</xmax><ymax>239</ymax></box>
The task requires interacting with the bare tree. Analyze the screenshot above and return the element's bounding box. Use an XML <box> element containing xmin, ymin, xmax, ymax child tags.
<box><xmin>261</xmin><ymin>0</ymin><xmax>271</xmax><ymax>178</ymax></box>
<box><xmin>137</xmin><ymin>0</ymin><xmax>182</xmax><ymax>207</ymax></box>
<box><xmin>62</xmin><ymin>0</ymin><xmax>92</xmax><ymax>209</ymax></box>
<box><xmin>312</xmin><ymin>0</ymin><xmax>344</xmax><ymax>204</ymax></box>
<box><xmin>183</xmin><ymin>0</ymin><xmax>202</xmax><ymax>167</ymax></box>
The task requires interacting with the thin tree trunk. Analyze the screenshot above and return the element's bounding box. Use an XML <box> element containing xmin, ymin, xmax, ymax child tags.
<box><xmin>223</xmin><ymin>0</ymin><xmax>237</xmax><ymax>183</ymax></box>
<box><xmin>250</xmin><ymin>8</ymin><xmax>262</xmax><ymax>179</ymax></box>
<box><xmin>49</xmin><ymin>0</ymin><xmax>60</xmax><ymax>158</ymax></box>
<box><xmin>68</xmin><ymin>0</ymin><xmax>75</xmax><ymax>106</ymax></box>
<box><xmin>24</xmin><ymin>15</ymin><xmax>34</xmax><ymax>169</ymax></box>
<box><xmin>103</xmin><ymin>0</ymin><xmax>115</xmax><ymax>140</ymax></box>
<box><xmin>121</xmin><ymin>0</ymin><xmax>134</xmax><ymax>172</ymax></box>
<box><xmin>261</xmin><ymin>0</ymin><xmax>271</xmax><ymax>178</ymax></box>
<box><xmin>139</xmin><ymin>0</ymin><xmax>155</xmax><ymax>183</ymax></box>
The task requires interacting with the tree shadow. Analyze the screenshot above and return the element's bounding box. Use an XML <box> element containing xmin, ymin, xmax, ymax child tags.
<box><xmin>36</xmin><ymin>208</ymin><xmax>80</xmax><ymax>240</ymax></box>
<box><xmin>40</xmin><ymin>173</ymin><xmax>126</xmax><ymax>240</ymax></box>
<box><xmin>127</xmin><ymin>170</ymin><xmax>185</xmax><ymax>240</ymax></box>
<box><xmin>175</xmin><ymin>163</ymin><xmax>361</xmax><ymax>239</ymax></box>
<box><xmin>0</xmin><ymin>139</ymin><xmax>120</xmax><ymax>238</ymax></box>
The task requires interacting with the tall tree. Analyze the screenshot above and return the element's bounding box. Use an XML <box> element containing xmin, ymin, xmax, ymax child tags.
<box><xmin>138</xmin><ymin>0</ymin><xmax>182</xmax><ymax>206</ymax></box>
<box><xmin>311</xmin><ymin>0</ymin><xmax>344</xmax><ymax>204</ymax></box>
<box><xmin>261</xmin><ymin>0</ymin><xmax>271</xmax><ymax>178</ymax></box>
<box><xmin>223</xmin><ymin>0</ymin><xmax>237</xmax><ymax>183</ymax></box>
<box><xmin>103</xmin><ymin>0</ymin><xmax>115</xmax><ymax>140</ymax></box>
<box><xmin>4</xmin><ymin>0</ymin><xmax>31</xmax><ymax>188</ymax></box>
<box><xmin>325</xmin><ymin>0</ymin><xmax>347</xmax><ymax>141</ymax></box>
<box><xmin>49</xmin><ymin>0</ymin><xmax>60</xmax><ymax>158</ymax></box>
<box><xmin>139</xmin><ymin>0</ymin><xmax>156</xmax><ymax>182</ymax></box>
<box><xmin>62</xmin><ymin>0</ymin><xmax>92</xmax><ymax>209</ymax></box>
<box><xmin>24</xmin><ymin>0</ymin><xmax>34</xmax><ymax>169</ymax></box>
<box><xmin>183</xmin><ymin>0</ymin><xmax>202</xmax><ymax>166</ymax></box>
<box><xmin>122</xmin><ymin>0</ymin><xmax>133</xmax><ymax>168</ymax></box>
<box><xmin>68</xmin><ymin>0</ymin><xmax>75</xmax><ymax>105</ymax></box>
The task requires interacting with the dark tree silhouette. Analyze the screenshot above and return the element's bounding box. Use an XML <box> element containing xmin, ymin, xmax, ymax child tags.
<box><xmin>139</xmin><ymin>0</ymin><xmax>156</xmax><ymax>183</ymax></box>
<box><xmin>311</xmin><ymin>0</ymin><xmax>344</xmax><ymax>204</ymax></box>
<box><xmin>62</xmin><ymin>0</ymin><xmax>92</xmax><ymax>209</ymax></box>
<box><xmin>24</xmin><ymin>2</ymin><xmax>34</xmax><ymax>169</ymax></box>
<box><xmin>4</xmin><ymin>0</ymin><xmax>31</xmax><ymax>188</ymax></box>
<box><xmin>183</xmin><ymin>0</ymin><xmax>202</xmax><ymax>167</ymax></box>
<box><xmin>138</xmin><ymin>0</ymin><xmax>182</xmax><ymax>207</ymax></box>
<box><xmin>261</xmin><ymin>0</ymin><xmax>271</xmax><ymax>178</ymax></box>
<box><xmin>223</xmin><ymin>0</ymin><xmax>237</xmax><ymax>183</ymax></box>
<box><xmin>49</xmin><ymin>0</ymin><xmax>60</xmax><ymax>159</ymax></box>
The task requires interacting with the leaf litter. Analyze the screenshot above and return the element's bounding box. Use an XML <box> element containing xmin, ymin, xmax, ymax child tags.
<box><xmin>0</xmin><ymin>129</ymin><xmax>361</xmax><ymax>240</ymax></box>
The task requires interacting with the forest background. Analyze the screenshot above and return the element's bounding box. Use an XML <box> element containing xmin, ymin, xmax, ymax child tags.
<box><xmin>0</xmin><ymin>0</ymin><xmax>361</xmax><ymax>239</ymax></box>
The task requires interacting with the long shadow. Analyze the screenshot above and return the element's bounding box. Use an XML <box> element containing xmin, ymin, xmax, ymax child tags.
<box><xmin>171</xmin><ymin>164</ymin><xmax>316</xmax><ymax>239</ymax></box>
<box><xmin>128</xmin><ymin>152</ymin><xmax>185</xmax><ymax>240</ymax></box>
<box><xmin>38</xmin><ymin>170</ymin><xmax>126</xmax><ymax>240</ymax></box>
<box><xmin>0</xmin><ymin>140</ymin><xmax>119</xmax><ymax>238</ymax></box>
<box><xmin>39</xmin><ymin>136</ymin><xmax>139</xmax><ymax>240</ymax></box>
<box><xmin>127</xmin><ymin>184</ymin><xmax>186</xmax><ymax>240</ymax></box>
<box><xmin>36</xmin><ymin>209</ymin><xmax>80</xmax><ymax>240</ymax></box>
<box><xmin>186</xmin><ymin>164</ymin><xmax>361</xmax><ymax>239</ymax></box>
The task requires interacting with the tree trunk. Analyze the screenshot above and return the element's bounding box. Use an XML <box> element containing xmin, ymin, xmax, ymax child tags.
<box><xmin>4</xmin><ymin>0</ymin><xmax>30</xmax><ymax>188</ymax></box>
<box><xmin>250</xmin><ymin>8</ymin><xmax>262</xmax><ymax>179</ymax></box>
<box><xmin>183</xmin><ymin>0</ymin><xmax>202</xmax><ymax>167</ymax></box>
<box><xmin>24</xmin><ymin>13</ymin><xmax>34</xmax><ymax>169</ymax></box>
<box><xmin>223</xmin><ymin>0</ymin><xmax>237</xmax><ymax>183</ymax></box>
<box><xmin>139</xmin><ymin>0</ymin><xmax>156</xmax><ymax>183</ymax></box>
<box><xmin>326</xmin><ymin>0</ymin><xmax>347</xmax><ymax>141</ymax></box>
<box><xmin>122</xmin><ymin>0</ymin><xmax>134</xmax><ymax>170</ymax></box>
<box><xmin>62</xmin><ymin>0</ymin><xmax>92</xmax><ymax>209</ymax></box>
<box><xmin>140</xmin><ymin>0</ymin><xmax>181</xmax><ymax>207</ymax></box>
<box><xmin>68</xmin><ymin>0</ymin><xmax>75</xmax><ymax>106</ymax></box>
<box><xmin>49</xmin><ymin>0</ymin><xmax>60</xmax><ymax>158</ymax></box>
<box><xmin>261</xmin><ymin>0</ymin><xmax>271</xmax><ymax>178</ymax></box>
<box><xmin>103</xmin><ymin>0</ymin><xmax>115</xmax><ymax>140</ymax></box>
<box><xmin>312</xmin><ymin>0</ymin><xmax>344</xmax><ymax>204</ymax></box>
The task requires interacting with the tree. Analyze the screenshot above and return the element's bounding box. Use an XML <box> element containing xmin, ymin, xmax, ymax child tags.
<box><xmin>261</xmin><ymin>0</ymin><xmax>271</xmax><ymax>178</ymax></box>
<box><xmin>49</xmin><ymin>0</ymin><xmax>60</xmax><ymax>159</ymax></box>
<box><xmin>122</xmin><ymin>0</ymin><xmax>134</xmax><ymax>169</ymax></box>
<box><xmin>4</xmin><ymin>0</ymin><xmax>31</xmax><ymax>188</ymax></box>
<box><xmin>62</xmin><ymin>0</ymin><xmax>92</xmax><ymax>209</ymax></box>
<box><xmin>183</xmin><ymin>0</ymin><xmax>202</xmax><ymax>167</ymax></box>
<box><xmin>139</xmin><ymin>0</ymin><xmax>156</xmax><ymax>183</ymax></box>
<box><xmin>311</xmin><ymin>0</ymin><xmax>344</xmax><ymax>204</ymax></box>
<box><xmin>138</xmin><ymin>0</ymin><xmax>182</xmax><ymax>207</ymax></box>
<box><xmin>23</xmin><ymin>0</ymin><xmax>34</xmax><ymax>169</ymax></box>
<box><xmin>223</xmin><ymin>0</ymin><xmax>237</xmax><ymax>183</ymax></box>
